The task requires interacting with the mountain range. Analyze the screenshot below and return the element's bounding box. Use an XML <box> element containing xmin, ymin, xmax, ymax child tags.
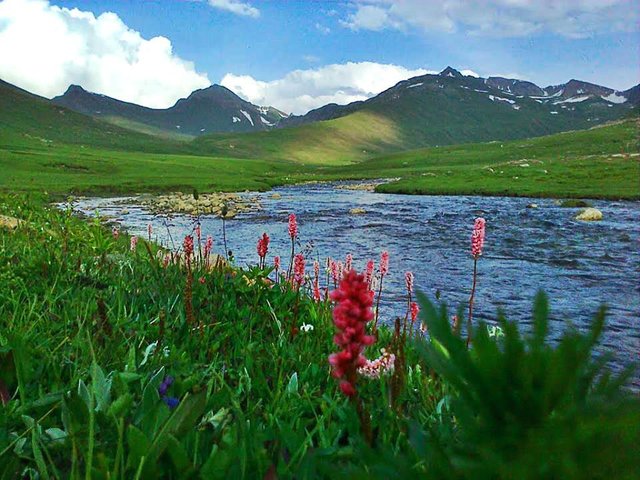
<box><xmin>52</xmin><ymin>84</ymin><xmax>288</xmax><ymax>137</ymax></box>
<box><xmin>1</xmin><ymin>66</ymin><xmax>637</xmax><ymax>165</ymax></box>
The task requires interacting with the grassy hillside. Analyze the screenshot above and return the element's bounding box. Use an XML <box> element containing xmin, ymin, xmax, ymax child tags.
<box><xmin>328</xmin><ymin>120</ymin><xmax>640</xmax><ymax>199</ymax></box>
<box><xmin>0</xmin><ymin>80</ymin><xmax>188</xmax><ymax>154</ymax></box>
<box><xmin>195</xmin><ymin>74</ymin><xmax>632</xmax><ymax>164</ymax></box>
<box><xmin>195</xmin><ymin>111</ymin><xmax>402</xmax><ymax>165</ymax></box>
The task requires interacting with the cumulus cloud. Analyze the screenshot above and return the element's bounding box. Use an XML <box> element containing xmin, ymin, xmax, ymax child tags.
<box><xmin>220</xmin><ymin>62</ymin><xmax>431</xmax><ymax>115</ymax></box>
<box><xmin>206</xmin><ymin>0</ymin><xmax>259</xmax><ymax>18</ymax></box>
<box><xmin>342</xmin><ymin>0</ymin><xmax>639</xmax><ymax>38</ymax></box>
<box><xmin>0</xmin><ymin>0</ymin><xmax>210</xmax><ymax>108</ymax></box>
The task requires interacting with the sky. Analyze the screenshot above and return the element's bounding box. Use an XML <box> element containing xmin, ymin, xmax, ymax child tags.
<box><xmin>0</xmin><ymin>0</ymin><xmax>638</xmax><ymax>114</ymax></box>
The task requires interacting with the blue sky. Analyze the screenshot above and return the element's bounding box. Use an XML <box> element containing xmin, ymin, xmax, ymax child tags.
<box><xmin>0</xmin><ymin>0</ymin><xmax>638</xmax><ymax>113</ymax></box>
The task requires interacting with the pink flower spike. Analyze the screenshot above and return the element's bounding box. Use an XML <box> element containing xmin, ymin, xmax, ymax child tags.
<box><xmin>183</xmin><ymin>235</ymin><xmax>194</xmax><ymax>257</ymax></box>
<box><xmin>329</xmin><ymin>270</ymin><xmax>376</xmax><ymax>397</ymax></box>
<box><xmin>410</xmin><ymin>302</ymin><xmax>420</xmax><ymax>322</ymax></box>
<box><xmin>380</xmin><ymin>251</ymin><xmax>389</xmax><ymax>276</ymax></box>
<box><xmin>204</xmin><ymin>235</ymin><xmax>213</xmax><ymax>257</ymax></box>
<box><xmin>293</xmin><ymin>253</ymin><xmax>305</xmax><ymax>286</ymax></box>
<box><xmin>130</xmin><ymin>236</ymin><xmax>138</xmax><ymax>252</ymax></box>
<box><xmin>147</xmin><ymin>224</ymin><xmax>152</xmax><ymax>239</ymax></box>
<box><xmin>471</xmin><ymin>217</ymin><xmax>486</xmax><ymax>258</ymax></box>
<box><xmin>405</xmin><ymin>271</ymin><xmax>414</xmax><ymax>293</ymax></box>
<box><xmin>195</xmin><ymin>224</ymin><xmax>202</xmax><ymax>242</ymax></box>
<box><xmin>345</xmin><ymin>253</ymin><xmax>353</xmax><ymax>272</ymax></box>
<box><xmin>274</xmin><ymin>256</ymin><xmax>281</xmax><ymax>270</ymax></box>
<box><xmin>257</xmin><ymin>232</ymin><xmax>270</xmax><ymax>259</ymax></box>
<box><xmin>288</xmin><ymin>213</ymin><xmax>298</xmax><ymax>239</ymax></box>
<box><xmin>365</xmin><ymin>260</ymin><xmax>375</xmax><ymax>288</ymax></box>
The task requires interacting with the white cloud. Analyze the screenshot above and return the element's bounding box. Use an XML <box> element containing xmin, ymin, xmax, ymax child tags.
<box><xmin>220</xmin><ymin>62</ymin><xmax>430</xmax><ymax>115</ymax></box>
<box><xmin>206</xmin><ymin>0</ymin><xmax>259</xmax><ymax>18</ymax></box>
<box><xmin>342</xmin><ymin>0</ymin><xmax>639</xmax><ymax>38</ymax></box>
<box><xmin>315</xmin><ymin>22</ymin><xmax>331</xmax><ymax>35</ymax></box>
<box><xmin>0</xmin><ymin>0</ymin><xmax>210</xmax><ymax>108</ymax></box>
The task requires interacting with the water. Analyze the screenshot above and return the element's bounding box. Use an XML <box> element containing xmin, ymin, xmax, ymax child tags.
<box><xmin>70</xmin><ymin>182</ymin><xmax>640</xmax><ymax>384</ymax></box>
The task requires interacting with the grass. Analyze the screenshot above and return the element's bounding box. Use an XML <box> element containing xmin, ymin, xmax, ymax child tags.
<box><xmin>0</xmin><ymin>194</ymin><xmax>638</xmax><ymax>478</ymax></box>
<box><xmin>322</xmin><ymin>120</ymin><xmax>640</xmax><ymax>199</ymax></box>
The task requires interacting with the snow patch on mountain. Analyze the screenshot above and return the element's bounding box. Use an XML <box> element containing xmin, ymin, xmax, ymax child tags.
<box><xmin>553</xmin><ymin>95</ymin><xmax>590</xmax><ymax>104</ymax></box>
<box><xmin>488</xmin><ymin>95</ymin><xmax>516</xmax><ymax>105</ymax></box>
<box><xmin>407</xmin><ymin>82</ymin><xmax>423</xmax><ymax>89</ymax></box>
<box><xmin>240</xmin><ymin>110</ymin><xmax>254</xmax><ymax>126</ymax></box>
<box><xmin>260</xmin><ymin>116</ymin><xmax>274</xmax><ymax>126</ymax></box>
<box><xmin>601</xmin><ymin>93</ymin><xmax>627</xmax><ymax>104</ymax></box>
<box><xmin>232</xmin><ymin>116</ymin><xmax>241</xmax><ymax>123</ymax></box>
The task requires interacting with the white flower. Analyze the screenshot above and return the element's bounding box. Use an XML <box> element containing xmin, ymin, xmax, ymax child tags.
<box><xmin>300</xmin><ymin>323</ymin><xmax>314</xmax><ymax>332</ymax></box>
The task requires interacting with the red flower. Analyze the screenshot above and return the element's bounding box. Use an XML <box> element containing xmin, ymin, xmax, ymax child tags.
<box><xmin>410</xmin><ymin>302</ymin><xmax>420</xmax><ymax>322</ymax></box>
<box><xmin>471</xmin><ymin>217</ymin><xmax>486</xmax><ymax>258</ymax></box>
<box><xmin>405</xmin><ymin>271</ymin><xmax>414</xmax><ymax>293</ymax></box>
<box><xmin>257</xmin><ymin>232</ymin><xmax>270</xmax><ymax>258</ymax></box>
<box><xmin>288</xmin><ymin>213</ymin><xmax>298</xmax><ymax>239</ymax></box>
<box><xmin>183</xmin><ymin>235</ymin><xmax>194</xmax><ymax>257</ymax></box>
<box><xmin>293</xmin><ymin>253</ymin><xmax>305</xmax><ymax>286</ymax></box>
<box><xmin>328</xmin><ymin>270</ymin><xmax>375</xmax><ymax>397</ymax></box>
<box><xmin>380</xmin><ymin>251</ymin><xmax>389</xmax><ymax>276</ymax></box>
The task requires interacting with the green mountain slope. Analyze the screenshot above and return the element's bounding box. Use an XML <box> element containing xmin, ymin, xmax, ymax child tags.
<box><xmin>0</xmin><ymin>79</ymin><xmax>187</xmax><ymax>154</ymax></box>
<box><xmin>337</xmin><ymin>119</ymin><xmax>640</xmax><ymax>199</ymax></box>
<box><xmin>195</xmin><ymin>68</ymin><xmax>636</xmax><ymax>164</ymax></box>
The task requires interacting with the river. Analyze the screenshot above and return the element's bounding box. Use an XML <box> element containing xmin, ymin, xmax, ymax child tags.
<box><xmin>70</xmin><ymin>182</ymin><xmax>640</xmax><ymax>384</ymax></box>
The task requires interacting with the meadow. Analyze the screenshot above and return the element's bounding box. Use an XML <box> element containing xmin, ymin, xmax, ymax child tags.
<box><xmin>1</xmin><ymin>118</ymin><xmax>638</xmax><ymax>199</ymax></box>
<box><xmin>1</xmin><ymin>194</ymin><xmax>638</xmax><ymax>478</ymax></box>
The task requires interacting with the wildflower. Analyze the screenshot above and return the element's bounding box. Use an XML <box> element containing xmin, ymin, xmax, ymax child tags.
<box><xmin>163</xmin><ymin>397</ymin><xmax>179</xmax><ymax>409</ymax></box>
<box><xmin>183</xmin><ymin>235</ymin><xmax>194</xmax><ymax>257</ymax></box>
<box><xmin>199</xmin><ymin>276</ymin><xmax>206</xmax><ymax>285</ymax></box>
<box><xmin>410</xmin><ymin>302</ymin><xmax>420</xmax><ymax>322</ymax></box>
<box><xmin>158</xmin><ymin>375</ymin><xmax>174</xmax><ymax>396</ymax></box>
<box><xmin>257</xmin><ymin>232</ymin><xmax>269</xmax><ymax>259</ymax></box>
<box><xmin>313</xmin><ymin>260</ymin><xmax>320</xmax><ymax>280</ymax></box>
<box><xmin>163</xmin><ymin>253</ymin><xmax>171</xmax><ymax>268</ymax></box>
<box><xmin>345</xmin><ymin>253</ymin><xmax>353</xmax><ymax>272</ymax></box>
<box><xmin>288</xmin><ymin>213</ymin><xmax>298</xmax><ymax>239</ymax></box>
<box><xmin>195</xmin><ymin>224</ymin><xmax>202</xmax><ymax>242</ymax></box>
<box><xmin>337</xmin><ymin>261</ymin><xmax>344</xmax><ymax>282</ymax></box>
<box><xmin>274</xmin><ymin>256</ymin><xmax>281</xmax><ymax>270</ymax></box>
<box><xmin>380</xmin><ymin>251</ymin><xmax>389</xmax><ymax>276</ymax></box>
<box><xmin>405</xmin><ymin>271</ymin><xmax>414</xmax><ymax>293</ymax></box>
<box><xmin>147</xmin><ymin>223</ymin><xmax>152</xmax><ymax>240</ymax></box>
<box><xmin>300</xmin><ymin>323</ymin><xmax>314</xmax><ymax>332</ymax></box>
<box><xmin>330</xmin><ymin>259</ymin><xmax>339</xmax><ymax>283</ymax></box>
<box><xmin>204</xmin><ymin>235</ymin><xmax>214</xmax><ymax>257</ymax></box>
<box><xmin>471</xmin><ymin>217</ymin><xmax>486</xmax><ymax>258</ymax></box>
<box><xmin>112</xmin><ymin>227</ymin><xmax>119</xmax><ymax>239</ymax></box>
<box><xmin>364</xmin><ymin>260</ymin><xmax>375</xmax><ymax>289</ymax></box>
<box><xmin>313</xmin><ymin>284</ymin><xmax>322</xmax><ymax>302</ymax></box>
<box><xmin>358</xmin><ymin>349</ymin><xmax>396</xmax><ymax>379</ymax></box>
<box><xmin>130</xmin><ymin>236</ymin><xmax>138</xmax><ymax>252</ymax></box>
<box><xmin>293</xmin><ymin>253</ymin><xmax>305</xmax><ymax>286</ymax></box>
<box><xmin>328</xmin><ymin>270</ymin><xmax>375</xmax><ymax>397</ymax></box>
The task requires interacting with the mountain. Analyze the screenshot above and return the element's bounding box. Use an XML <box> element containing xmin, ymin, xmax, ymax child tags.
<box><xmin>52</xmin><ymin>84</ymin><xmax>288</xmax><ymax>137</ymax></box>
<box><xmin>0</xmin><ymin>78</ymin><xmax>187</xmax><ymax>153</ymax></box>
<box><xmin>196</xmin><ymin>67</ymin><xmax>637</xmax><ymax>164</ymax></box>
<box><xmin>280</xmin><ymin>67</ymin><xmax>637</xmax><ymax>129</ymax></box>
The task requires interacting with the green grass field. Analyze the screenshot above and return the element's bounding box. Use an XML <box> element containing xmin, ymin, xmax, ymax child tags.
<box><xmin>321</xmin><ymin>120</ymin><xmax>640</xmax><ymax>199</ymax></box>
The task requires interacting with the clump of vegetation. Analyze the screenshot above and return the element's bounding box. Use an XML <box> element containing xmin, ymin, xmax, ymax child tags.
<box><xmin>1</xmin><ymin>194</ymin><xmax>638</xmax><ymax>478</ymax></box>
<box><xmin>560</xmin><ymin>199</ymin><xmax>592</xmax><ymax>207</ymax></box>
